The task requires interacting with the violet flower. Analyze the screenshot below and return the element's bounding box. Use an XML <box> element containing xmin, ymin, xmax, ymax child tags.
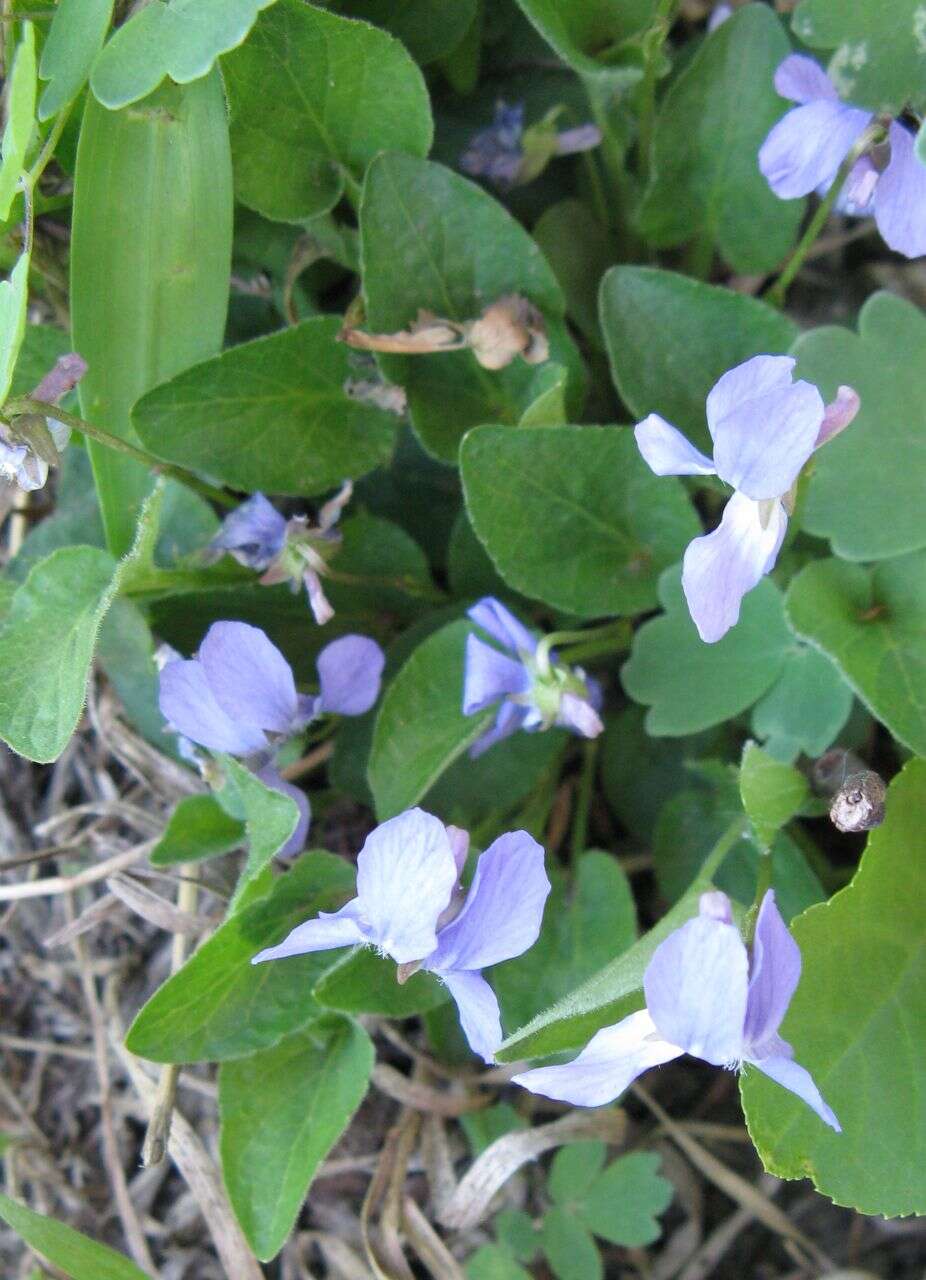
<box><xmin>634</xmin><ymin>355</ymin><xmax>860</xmax><ymax>643</ymax></box>
<box><xmin>461</xmin><ymin>101</ymin><xmax>601</xmax><ymax>190</ymax></box>
<box><xmin>0</xmin><ymin>353</ymin><xmax>87</xmax><ymax>495</ymax></box>
<box><xmin>514</xmin><ymin>889</ymin><xmax>840</xmax><ymax>1131</ymax></box>
<box><xmin>759</xmin><ymin>55</ymin><xmax>926</xmax><ymax>258</ymax></box>
<box><xmin>207</xmin><ymin>483</ymin><xmax>353</xmax><ymax>625</ymax></box>
<box><xmin>159</xmin><ymin>621</ymin><xmax>384</xmax><ymax>853</ymax></box>
<box><xmin>463</xmin><ymin>597</ymin><xmax>604</xmax><ymax>757</ymax></box>
<box><xmin>252</xmin><ymin>807</ymin><xmax>551</xmax><ymax>1062</ymax></box>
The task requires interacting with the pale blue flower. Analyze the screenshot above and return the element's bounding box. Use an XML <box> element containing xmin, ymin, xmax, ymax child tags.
<box><xmin>252</xmin><ymin>807</ymin><xmax>551</xmax><ymax>1062</ymax></box>
<box><xmin>760</xmin><ymin>55</ymin><xmax>926</xmax><ymax>258</ymax></box>
<box><xmin>634</xmin><ymin>356</ymin><xmax>859</xmax><ymax>642</ymax></box>
<box><xmin>514</xmin><ymin>889</ymin><xmax>840</xmax><ymax>1131</ymax></box>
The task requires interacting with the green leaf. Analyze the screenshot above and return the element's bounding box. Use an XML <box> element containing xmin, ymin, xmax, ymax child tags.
<box><xmin>7</xmin><ymin>448</ymin><xmax>105</xmax><ymax>582</ymax></box>
<box><xmin>653</xmin><ymin>762</ymin><xmax>824</xmax><ymax>922</ymax></box>
<box><xmin>219</xmin><ymin>759</ymin><xmax>300</xmax><ymax>905</ymax></box>
<box><xmin>368</xmin><ymin>619</ymin><xmax>491</xmax><ymax>819</ymax></box>
<box><xmin>512</xmin><ymin>0</ymin><xmax>656</xmax><ymax>84</ymax></box>
<box><xmin>0</xmin><ymin>24</ymin><xmax>36</xmax><ymax>221</ymax></box>
<box><xmin>360</xmin><ymin>152</ymin><xmax>582</xmax><ymax>462</ymax></box>
<box><xmin>549</xmin><ymin>1142</ymin><xmax>608</xmax><ymax>1205</ymax></box>
<box><xmin>621</xmin><ymin>567</ymin><xmax>791</xmax><ymax>736</ymax></box>
<box><xmin>325</xmin><ymin>0</ymin><xmax>477</xmax><ymax>63</ymax></box>
<box><xmin>125</xmin><ymin>852</ymin><xmax>354</xmax><ymax>1063</ymax></box>
<box><xmin>497</xmin><ymin>882</ymin><xmax>709</xmax><ymax>1062</ymax></box>
<box><xmin>223</xmin><ymin>0</ymin><xmax>432</xmax><ymax>222</ymax></box>
<box><xmin>0</xmin><ymin>252</ymin><xmax>31</xmax><ymax>407</ymax></box>
<box><xmin>0</xmin><ymin>483</ymin><xmax>163</xmax><ymax>763</ymax></box>
<box><xmin>151</xmin><ymin>794</ymin><xmax>245</xmax><ymax>867</ymax></box>
<box><xmin>314</xmin><ymin>946</ymin><xmax>448</xmax><ymax>1016</ymax></box>
<box><xmin>467</xmin><ymin>1244</ymin><xmax>533</xmax><ymax>1280</ymax></box>
<box><xmin>797</xmin><ymin>292</ymin><xmax>926</xmax><ymax>561</ymax></box>
<box><xmin>786</xmin><ymin>553</ymin><xmax>926</xmax><ymax>757</ymax></box>
<box><xmin>96</xmin><ymin>598</ymin><xmax>166</xmax><ymax>749</ymax></box>
<box><xmin>495</xmin><ymin>1209</ymin><xmax>540</xmax><ymax>1263</ymax></box>
<box><xmin>742</xmin><ymin>759</ymin><xmax>926</xmax><ymax>1214</ymax></box>
<box><xmin>495</xmin><ymin>852</ymin><xmax>637</xmax><ymax>1034</ymax></box>
<box><xmin>792</xmin><ymin>0</ymin><xmax>926</xmax><ymax>113</ymax></box>
<box><xmin>426</xmin><ymin>725</ymin><xmax>566</xmax><ymax>829</ymax></box>
<box><xmin>461</xmin><ymin>426</ymin><xmax>699</xmax><ymax>617</ymax></box>
<box><xmin>518</xmin><ymin>364</ymin><xmax>569</xmax><ymax>427</ymax></box>
<box><xmin>541</xmin><ymin>1207</ymin><xmax>602</xmax><ymax>1280</ymax></box>
<box><xmin>580</xmin><ymin>1152</ymin><xmax>672</xmax><ymax>1247</ymax></box>
<box><xmin>600</xmin><ymin>266</ymin><xmax>798</xmax><ymax>452</ymax></box>
<box><xmin>72</xmin><ymin>71</ymin><xmax>232</xmax><ymax>555</ymax></box>
<box><xmin>90</xmin><ymin>0</ymin><xmax>278</xmax><ymax>110</ymax></box>
<box><xmin>219</xmin><ymin>1018</ymin><xmax>373</xmax><ymax>1260</ymax></box>
<box><xmin>0</xmin><ymin>1192</ymin><xmax>152</xmax><ymax>1280</ymax></box>
<box><xmin>133</xmin><ymin>317</ymin><xmax>397</xmax><ymax>495</ymax></box>
<box><xmin>639</xmin><ymin>5</ymin><xmax>803</xmax><ymax>273</ymax></box>
<box><xmin>534</xmin><ymin>200</ymin><xmax>615</xmax><ymax>347</ymax></box>
<box><xmin>739</xmin><ymin>742</ymin><xmax>809</xmax><ymax>852</ymax></box>
<box><xmin>749</xmin><ymin>646</ymin><xmax>853</xmax><ymax>762</ymax></box>
<box><xmin>38</xmin><ymin>0</ymin><xmax>113</xmax><ymax>120</ymax></box>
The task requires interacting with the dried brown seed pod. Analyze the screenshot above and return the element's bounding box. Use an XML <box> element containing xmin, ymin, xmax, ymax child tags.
<box><xmin>829</xmin><ymin>771</ymin><xmax>887</xmax><ymax>833</ymax></box>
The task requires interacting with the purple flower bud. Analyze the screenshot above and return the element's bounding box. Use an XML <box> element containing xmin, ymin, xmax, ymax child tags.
<box><xmin>462</xmin><ymin>597</ymin><xmax>604</xmax><ymax>755</ymax></box>
<box><xmin>514</xmin><ymin>890</ymin><xmax>840</xmax><ymax>1131</ymax></box>
<box><xmin>633</xmin><ymin>356</ymin><xmax>860</xmax><ymax>642</ymax></box>
<box><xmin>252</xmin><ymin>807</ymin><xmax>551</xmax><ymax>1062</ymax></box>
<box><xmin>759</xmin><ymin>54</ymin><xmax>926</xmax><ymax>258</ymax></box>
<box><xmin>207</xmin><ymin>493</ymin><xmax>287</xmax><ymax>571</ymax></box>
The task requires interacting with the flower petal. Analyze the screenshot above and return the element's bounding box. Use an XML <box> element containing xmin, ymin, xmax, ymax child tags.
<box><xmin>512</xmin><ymin>1009</ymin><xmax>682</xmax><ymax>1107</ymax></box>
<box><xmin>250</xmin><ymin>900</ymin><xmax>366</xmax><ymax>964</ymax></box>
<box><xmin>634</xmin><ymin>414</ymin><xmax>716</xmax><ymax>477</ymax></box>
<box><xmin>463</xmin><ymin>633</ymin><xmax>530</xmax><ymax>715</ymax></box>
<box><xmin>440</xmin><ymin>969</ymin><xmax>503</xmax><ymax>1062</ymax></box>
<box><xmin>681</xmin><ymin>491</ymin><xmax>788</xmax><ymax>643</ymax></box>
<box><xmin>469</xmin><ymin>700</ymin><xmax>528</xmax><ymax>759</ymax></box>
<box><xmin>710</xmin><ymin>369</ymin><xmax>823</xmax><ymax>500</ymax></box>
<box><xmin>759</xmin><ymin>100</ymin><xmax>872</xmax><ymax>200</ymax></box>
<box><xmin>836</xmin><ymin>155</ymin><xmax>878</xmax><ymax>216</ymax></box>
<box><xmin>644</xmin><ymin>914</ymin><xmax>749</xmax><ymax>1066</ymax></box>
<box><xmin>427</xmin><ymin>830</ymin><xmax>550</xmax><ymax>972</ymax></box>
<box><xmin>158</xmin><ymin>659</ymin><xmax>268</xmax><ymax>755</ymax></box>
<box><xmin>557</xmin><ymin>692</ymin><xmax>604</xmax><ymax>739</ymax></box>
<box><xmin>750</xmin><ymin>1054</ymin><xmax>841</xmax><ymax>1132</ymax></box>
<box><xmin>208</xmin><ymin>493</ymin><xmax>286</xmax><ymax>569</ymax></box>
<box><xmin>304</xmin><ymin>568</ymin><xmax>335</xmax><ymax>625</ymax></box>
<box><xmin>317</xmin><ymin>479</ymin><xmax>353</xmax><ymax>532</ymax></box>
<box><xmin>743</xmin><ymin>890</ymin><xmax>801</xmax><ymax>1055</ymax></box>
<box><xmin>815</xmin><ymin>385</ymin><xmax>861</xmax><ymax>447</ymax></box>
<box><xmin>874</xmin><ymin>122</ymin><xmax>926</xmax><ymax>259</ymax></box>
<box><xmin>467</xmin><ymin>596</ymin><xmax>535</xmax><ymax>656</ymax></box>
<box><xmin>355</xmin><ymin>809</ymin><xmax>457</xmax><ymax>963</ymax></box>
<box><xmin>773</xmin><ymin>53</ymin><xmax>838</xmax><ymax>104</ymax></box>
<box><xmin>705</xmin><ymin>355</ymin><xmax>795</xmax><ymax>437</ymax></box>
<box><xmin>316</xmin><ymin>635</ymin><xmax>385</xmax><ymax>716</ymax></box>
<box><xmin>256</xmin><ymin>764</ymin><xmax>311</xmax><ymax>857</ymax></box>
<box><xmin>198</xmin><ymin>621</ymin><xmax>297</xmax><ymax>734</ymax></box>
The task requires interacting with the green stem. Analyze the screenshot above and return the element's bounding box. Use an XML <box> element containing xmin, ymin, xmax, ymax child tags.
<box><xmin>556</xmin><ymin>628</ymin><xmax>632</xmax><ymax>667</ymax></box>
<box><xmin>535</xmin><ymin>619</ymin><xmax>630</xmax><ymax>676</ymax></box>
<box><xmin>746</xmin><ymin>851</ymin><xmax>775</xmax><ymax>942</ymax></box>
<box><xmin>764</xmin><ymin>122</ymin><xmax>885</xmax><ymax>307</ymax></box>
<box><xmin>24</xmin><ymin>100</ymin><xmax>74</xmax><ymax>189</ymax></box>
<box><xmin>325</xmin><ymin>566</ymin><xmax>446</xmax><ymax>603</ymax></box>
<box><xmin>570</xmin><ymin>738</ymin><xmax>599</xmax><ymax>861</ymax></box>
<box><xmin>636</xmin><ymin>0</ymin><xmax>677</xmax><ymax>184</ymax></box>
<box><xmin>700</xmin><ymin>815</ymin><xmax>748</xmax><ymax>883</ymax></box>
<box><xmin>5</xmin><ymin>399</ymin><xmax>238</xmax><ymax>509</ymax></box>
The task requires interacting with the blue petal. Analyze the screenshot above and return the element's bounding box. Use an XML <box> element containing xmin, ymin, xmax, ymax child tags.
<box><xmin>759</xmin><ymin>100</ymin><xmax>872</xmax><ymax>200</ymax></box>
<box><xmin>198</xmin><ymin>621</ymin><xmax>298</xmax><ymax>734</ymax></box>
<box><xmin>634</xmin><ymin>414</ymin><xmax>716</xmax><ymax>477</ymax></box>
<box><xmin>250</xmin><ymin>900</ymin><xmax>367</xmax><ymax>964</ymax></box>
<box><xmin>512</xmin><ymin>1010</ymin><xmax>682</xmax><ymax>1107</ymax></box>
<box><xmin>355</xmin><ymin>809</ymin><xmax>458</xmax><ymax>964</ymax></box>
<box><xmin>773</xmin><ymin>53</ymin><xmax>838</xmax><ymax>104</ymax></box>
<box><xmin>427</xmin><ymin>830</ymin><xmax>550</xmax><ymax>972</ymax></box>
<box><xmin>750</xmin><ymin>1054</ymin><xmax>841</xmax><ymax>1131</ymax></box>
<box><xmin>158</xmin><ymin>658</ymin><xmax>268</xmax><ymax>755</ymax></box>
<box><xmin>467</xmin><ymin>597</ymin><xmax>536</xmax><ymax>656</ymax></box>
<box><xmin>743</xmin><ymin>890</ymin><xmax>801</xmax><ymax>1056</ymax></box>
<box><xmin>256</xmin><ymin>764</ymin><xmax>311</xmax><ymax>857</ymax></box>
<box><xmin>463</xmin><ymin>633</ymin><xmax>530</xmax><ymax>715</ymax></box>
<box><xmin>644</xmin><ymin>913</ymin><xmax>749</xmax><ymax>1066</ymax></box>
<box><xmin>469</xmin><ymin>700</ymin><xmax>529</xmax><ymax>759</ymax></box>
<box><xmin>209</xmin><ymin>493</ymin><xmax>286</xmax><ymax>569</ymax></box>
<box><xmin>682</xmin><ymin>492</ymin><xmax>788</xmax><ymax>643</ymax></box>
<box><xmin>316</xmin><ymin>634</ymin><xmax>385</xmax><ymax>716</ymax></box>
<box><xmin>440</xmin><ymin>969</ymin><xmax>503</xmax><ymax>1063</ymax></box>
<box><xmin>874</xmin><ymin>122</ymin><xmax>926</xmax><ymax>259</ymax></box>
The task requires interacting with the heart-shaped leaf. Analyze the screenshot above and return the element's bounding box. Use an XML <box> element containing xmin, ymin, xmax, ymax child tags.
<box><xmin>742</xmin><ymin>759</ymin><xmax>926</xmax><ymax>1214</ymax></box>
<box><xmin>786</xmin><ymin>553</ymin><xmax>926</xmax><ymax>756</ymax></box>
<box><xmin>461</xmin><ymin>426</ymin><xmax>699</xmax><ymax>617</ymax></box>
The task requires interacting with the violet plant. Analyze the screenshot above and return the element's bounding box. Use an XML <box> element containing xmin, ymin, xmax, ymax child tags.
<box><xmin>0</xmin><ymin>0</ymin><xmax>923</xmax><ymax>1272</ymax></box>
